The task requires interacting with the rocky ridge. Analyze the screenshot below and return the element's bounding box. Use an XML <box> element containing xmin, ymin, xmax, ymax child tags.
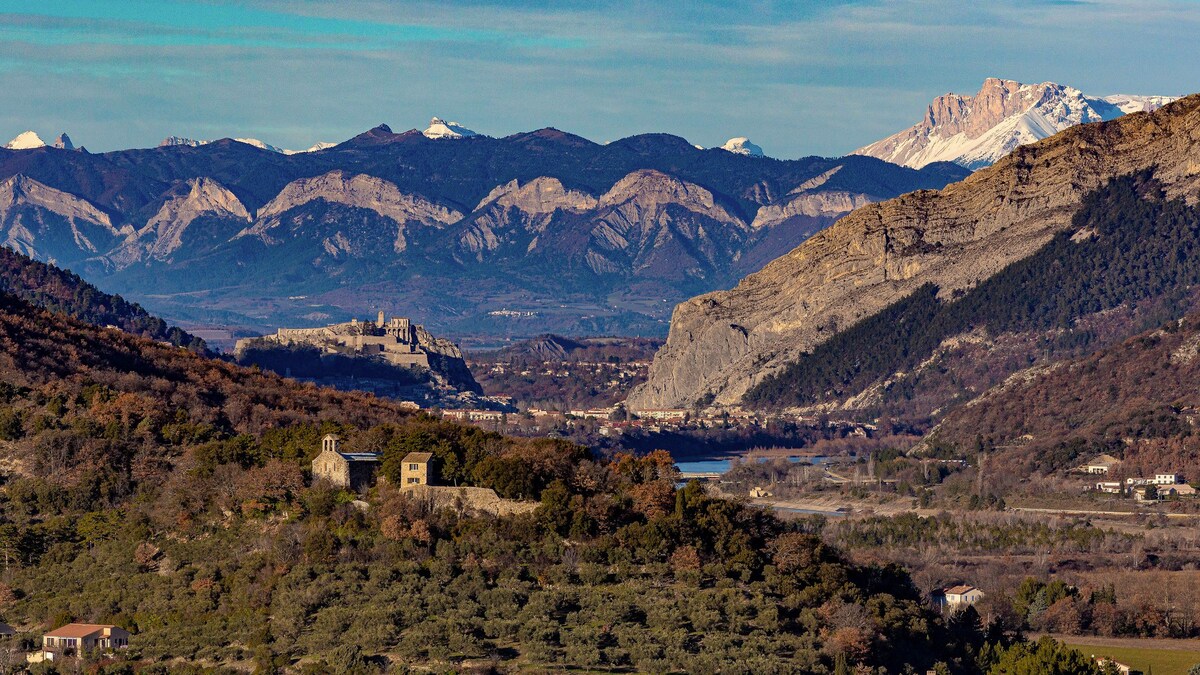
<box><xmin>243</xmin><ymin>170</ymin><xmax>464</xmax><ymax>252</ymax></box>
<box><xmin>0</xmin><ymin>175</ymin><xmax>122</xmax><ymax>265</ymax></box>
<box><xmin>628</xmin><ymin>93</ymin><xmax>1200</xmax><ymax>410</ymax></box>
<box><xmin>856</xmin><ymin>78</ymin><xmax>1177</xmax><ymax>169</ymax></box>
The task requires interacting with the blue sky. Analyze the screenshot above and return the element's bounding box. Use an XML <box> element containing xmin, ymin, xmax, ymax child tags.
<box><xmin>1</xmin><ymin>0</ymin><xmax>1198</xmax><ymax>157</ymax></box>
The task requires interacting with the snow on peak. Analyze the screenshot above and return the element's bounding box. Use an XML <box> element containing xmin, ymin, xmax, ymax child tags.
<box><xmin>1102</xmin><ymin>94</ymin><xmax>1180</xmax><ymax>115</ymax></box>
<box><xmin>233</xmin><ymin>138</ymin><xmax>287</xmax><ymax>153</ymax></box>
<box><xmin>159</xmin><ymin>136</ymin><xmax>333</xmax><ymax>154</ymax></box>
<box><xmin>855</xmin><ymin>78</ymin><xmax>1178</xmax><ymax>170</ymax></box>
<box><xmin>53</xmin><ymin>133</ymin><xmax>75</xmax><ymax>150</ymax></box>
<box><xmin>300</xmin><ymin>141</ymin><xmax>336</xmax><ymax>153</ymax></box>
<box><xmin>720</xmin><ymin>137</ymin><xmax>764</xmax><ymax>157</ymax></box>
<box><xmin>160</xmin><ymin>136</ymin><xmax>204</xmax><ymax>147</ymax></box>
<box><xmin>5</xmin><ymin>131</ymin><xmax>46</xmax><ymax>150</ymax></box>
<box><xmin>423</xmin><ymin>117</ymin><xmax>478</xmax><ymax>140</ymax></box>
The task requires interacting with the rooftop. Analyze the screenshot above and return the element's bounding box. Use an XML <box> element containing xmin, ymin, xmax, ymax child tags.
<box><xmin>338</xmin><ymin>452</ymin><xmax>382</xmax><ymax>462</ymax></box>
<box><xmin>44</xmin><ymin>623</ymin><xmax>122</xmax><ymax>639</ymax></box>
<box><xmin>942</xmin><ymin>585</ymin><xmax>979</xmax><ymax>595</ymax></box>
<box><xmin>402</xmin><ymin>452</ymin><xmax>433</xmax><ymax>463</ymax></box>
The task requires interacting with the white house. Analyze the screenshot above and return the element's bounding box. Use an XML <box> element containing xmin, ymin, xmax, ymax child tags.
<box><xmin>934</xmin><ymin>585</ymin><xmax>985</xmax><ymax>611</ymax></box>
<box><xmin>1079</xmin><ymin>454</ymin><xmax>1122</xmax><ymax>475</ymax></box>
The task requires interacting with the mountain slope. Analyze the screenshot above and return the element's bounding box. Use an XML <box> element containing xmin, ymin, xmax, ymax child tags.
<box><xmin>0</xmin><ymin>244</ymin><xmax>206</xmax><ymax>350</ymax></box>
<box><xmin>742</xmin><ymin>172</ymin><xmax>1200</xmax><ymax>413</ymax></box>
<box><xmin>927</xmin><ymin>311</ymin><xmax>1200</xmax><ymax>480</ymax></box>
<box><xmin>628</xmin><ymin>93</ymin><xmax>1200</xmax><ymax>411</ymax></box>
<box><xmin>855</xmin><ymin>78</ymin><xmax>1177</xmax><ymax>169</ymax></box>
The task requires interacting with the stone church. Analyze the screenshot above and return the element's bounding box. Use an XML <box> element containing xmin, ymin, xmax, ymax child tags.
<box><xmin>311</xmin><ymin>434</ymin><xmax>381</xmax><ymax>491</ymax></box>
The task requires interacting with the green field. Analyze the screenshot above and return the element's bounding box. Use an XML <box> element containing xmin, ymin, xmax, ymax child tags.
<box><xmin>1064</xmin><ymin>641</ymin><xmax>1200</xmax><ymax>675</ymax></box>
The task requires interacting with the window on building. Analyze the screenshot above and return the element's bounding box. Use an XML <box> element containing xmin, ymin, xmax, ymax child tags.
<box><xmin>407</xmin><ymin>477</ymin><xmax>419</xmax><ymax>484</ymax></box>
<box><xmin>408</xmin><ymin>463</ymin><xmax>418</xmax><ymax>470</ymax></box>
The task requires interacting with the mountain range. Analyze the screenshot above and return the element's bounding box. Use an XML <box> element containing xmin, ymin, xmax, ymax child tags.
<box><xmin>629</xmin><ymin>92</ymin><xmax>1200</xmax><ymax>417</ymax></box>
<box><xmin>0</xmin><ymin>123</ymin><xmax>966</xmax><ymax>337</ymax></box>
<box><xmin>854</xmin><ymin>78</ymin><xmax>1177</xmax><ymax>169</ymax></box>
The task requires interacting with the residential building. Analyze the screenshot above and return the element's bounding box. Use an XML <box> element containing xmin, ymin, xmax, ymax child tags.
<box><xmin>1094</xmin><ymin>481</ymin><xmax>1123</xmax><ymax>494</ymax></box>
<box><xmin>1152</xmin><ymin>473</ymin><xmax>1183</xmax><ymax>485</ymax></box>
<box><xmin>401</xmin><ymin>452</ymin><xmax>433</xmax><ymax>487</ymax></box>
<box><xmin>1078</xmin><ymin>454</ymin><xmax>1122</xmax><ymax>475</ymax></box>
<box><xmin>42</xmin><ymin>624</ymin><xmax>129</xmax><ymax>660</ymax></box>
<box><xmin>934</xmin><ymin>585</ymin><xmax>985</xmax><ymax>611</ymax></box>
<box><xmin>311</xmin><ymin>434</ymin><xmax>381</xmax><ymax>491</ymax></box>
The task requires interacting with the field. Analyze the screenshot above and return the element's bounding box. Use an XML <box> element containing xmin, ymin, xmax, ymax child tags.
<box><xmin>1058</xmin><ymin>636</ymin><xmax>1200</xmax><ymax>675</ymax></box>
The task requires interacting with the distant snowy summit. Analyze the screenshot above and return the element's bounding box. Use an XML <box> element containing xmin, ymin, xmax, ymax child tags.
<box><xmin>720</xmin><ymin>137</ymin><xmax>764</xmax><ymax>157</ymax></box>
<box><xmin>855</xmin><ymin>78</ymin><xmax>1179</xmax><ymax>169</ymax></box>
<box><xmin>158</xmin><ymin>136</ymin><xmax>333</xmax><ymax>154</ymax></box>
<box><xmin>423</xmin><ymin>117</ymin><xmax>478</xmax><ymax>140</ymax></box>
<box><xmin>5</xmin><ymin>130</ymin><xmax>79</xmax><ymax>151</ymax></box>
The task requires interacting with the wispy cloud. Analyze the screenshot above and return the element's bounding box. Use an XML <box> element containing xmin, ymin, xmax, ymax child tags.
<box><xmin>0</xmin><ymin>0</ymin><xmax>1197</xmax><ymax>156</ymax></box>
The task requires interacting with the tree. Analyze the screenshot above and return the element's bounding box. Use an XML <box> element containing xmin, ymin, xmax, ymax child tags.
<box><xmin>987</xmin><ymin>637</ymin><xmax>1101</xmax><ymax>675</ymax></box>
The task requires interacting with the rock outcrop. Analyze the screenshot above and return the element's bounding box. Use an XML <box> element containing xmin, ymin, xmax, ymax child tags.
<box><xmin>855</xmin><ymin>78</ymin><xmax>1177</xmax><ymax>169</ymax></box>
<box><xmin>113</xmin><ymin>178</ymin><xmax>251</xmax><ymax>265</ymax></box>
<box><xmin>455</xmin><ymin>177</ymin><xmax>596</xmax><ymax>259</ymax></box>
<box><xmin>583</xmin><ymin>170</ymin><xmax>749</xmax><ymax>276</ymax></box>
<box><xmin>244</xmin><ymin>170</ymin><xmax>462</xmax><ymax>252</ymax></box>
<box><xmin>0</xmin><ymin>175</ymin><xmax>121</xmax><ymax>265</ymax></box>
<box><xmin>628</xmin><ymin>94</ymin><xmax>1200</xmax><ymax>410</ymax></box>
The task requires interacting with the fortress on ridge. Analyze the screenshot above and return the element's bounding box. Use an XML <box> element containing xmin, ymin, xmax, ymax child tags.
<box><xmin>236</xmin><ymin>311</ymin><xmax>433</xmax><ymax>368</ymax></box>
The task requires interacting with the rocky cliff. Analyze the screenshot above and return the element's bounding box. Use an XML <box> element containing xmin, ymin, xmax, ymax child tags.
<box><xmin>628</xmin><ymin>94</ymin><xmax>1200</xmax><ymax>411</ymax></box>
<box><xmin>855</xmin><ymin>78</ymin><xmax>1176</xmax><ymax>169</ymax></box>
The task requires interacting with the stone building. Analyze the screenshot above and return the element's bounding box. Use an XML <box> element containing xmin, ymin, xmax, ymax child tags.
<box><xmin>401</xmin><ymin>452</ymin><xmax>433</xmax><ymax>487</ymax></box>
<box><xmin>236</xmin><ymin>312</ymin><xmax>432</xmax><ymax>368</ymax></box>
<box><xmin>311</xmin><ymin>434</ymin><xmax>381</xmax><ymax>491</ymax></box>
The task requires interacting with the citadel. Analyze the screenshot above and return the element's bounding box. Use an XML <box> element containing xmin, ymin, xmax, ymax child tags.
<box><xmin>235</xmin><ymin>312</ymin><xmax>433</xmax><ymax>368</ymax></box>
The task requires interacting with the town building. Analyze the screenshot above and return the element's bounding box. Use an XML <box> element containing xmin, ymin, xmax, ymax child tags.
<box><xmin>1094</xmin><ymin>481</ymin><xmax>1123</xmax><ymax>494</ymax></box>
<box><xmin>442</xmin><ymin>409</ymin><xmax>504</xmax><ymax>422</ymax></box>
<box><xmin>401</xmin><ymin>452</ymin><xmax>433</xmax><ymax>487</ymax></box>
<box><xmin>934</xmin><ymin>585</ymin><xmax>985</xmax><ymax>611</ymax></box>
<box><xmin>311</xmin><ymin>434</ymin><xmax>381</xmax><ymax>491</ymax></box>
<box><xmin>41</xmin><ymin>624</ymin><xmax>129</xmax><ymax>660</ymax></box>
<box><xmin>638</xmin><ymin>408</ymin><xmax>689</xmax><ymax>421</ymax></box>
<box><xmin>1164</xmin><ymin>483</ymin><xmax>1198</xmax><ymax>498</ymax></box>
<box><xmin>1078</xmin><ymin>454</ymin><xmax>1122</xmax><ymax>475</ymax></box>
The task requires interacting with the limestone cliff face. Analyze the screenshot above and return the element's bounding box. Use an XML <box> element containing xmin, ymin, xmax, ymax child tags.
<box><xmin>583</xmin><ymin>169</ymin><xmax>748</xmax><ymax>276</ymax></box>
<box><xmin>245</xmin><ymin>170</ymin><xmax>462</xmax><ymax>252</ymax></box>
<box><xmin>456</xmin><ymin>177</ymin><xmax>596</xmax><ymax>259</ymax></box>
<box><xmin>111</xmin><ymin>178</ymin><xmax>251</xmax><ymax>267</ymax></box>
<box><xmin>855</xmin><ymin>78</ymin><xmax>1175</xmax><ymax>169</ymax></box>
<box><xmin>628</xmin><ymin>94</ymin><xmax>1200</xmax><ymax>410</ymax></box>
<box><xmin>750</xmin><ymin>190</ymin><xmax>875</xmax><ymax>229</ymax></box>
<box><xmin>0</xmin><ymin>175</ymin><xmax>121</xmax><ymax>265</ymax></box>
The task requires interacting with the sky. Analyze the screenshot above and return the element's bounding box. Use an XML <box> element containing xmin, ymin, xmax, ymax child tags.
<box><xmin>1</xmin><ymin>0</ymin><xmax>1199</xmax><ymax>158</ymax></box>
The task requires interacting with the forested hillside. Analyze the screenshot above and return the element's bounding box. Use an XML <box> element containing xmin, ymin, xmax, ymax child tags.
<box><xmin>745</xmin><ymin>171</ymin><xmax>1200</xmax><ymax>417</ymax></box>
<box><xmin>928</xmin><ymin>311</ymin><xmax>1200</xmax><ymax>476</ymax></box>
<box><xmin>0</xmin><ymin>245</ymin><xmax>206</xmax><ymax>351</ymax></box>
<box><xmin>0</xmin><ymin>290</ymin><xmax>1017</xmax><ymax>672</ymax></box>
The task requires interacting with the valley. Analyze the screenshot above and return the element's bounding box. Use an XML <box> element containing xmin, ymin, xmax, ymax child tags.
<box><xmin>1</xmin><ymin>4</ymin><xmax>1199</xmax><ymax>666</ymax></box>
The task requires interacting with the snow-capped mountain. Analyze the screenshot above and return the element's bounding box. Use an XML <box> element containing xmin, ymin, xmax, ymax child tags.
<box><xmin>233</xmin><ymin>138</ymin><xmax>286</xmax><ymax>153</ymax></box>
<box><xmin>160</xmin><ymin>136</ymin><xmax>204</xmax><ymax>148</ymax></box>
<box><xmin>720</xmin><ymin>137</ymin><xmax>764</xmax><ymax>157</ymax></box>
<box><xmin>158</xmin><ymin>136</ymin><xmax>332</xmax><ymax>154</ymax></box>
<box><xmin>292</xmin><ymin>141</ymin><xmax>335</xmax><ymax>154</ymax></box>
<box><xmin>855</xmin><ymin>78</ymin><xmax>1179</xmax><ymax>169</ymax></box>
<box><xmin>1104</xmin><ymin>94</ymin><xmax>1179</xmax><ymax>115</ymax></box>
<box><xmin>5</xmin><ymin>131</ymin><xmax>47</xmax><ymax>150</ymax></box>
<box><xmin>423</xmin><ymin>117</ymin><xmax>478</xmax><ymax>140</ymax></box>
<box><xmin>53</xmin><ymin>133</ymin><xmax>75</xmax><ymax>150</ymax></box>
